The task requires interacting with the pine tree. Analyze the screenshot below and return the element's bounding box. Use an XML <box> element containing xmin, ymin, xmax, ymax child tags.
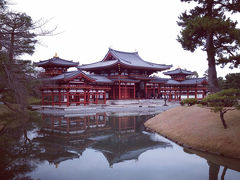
<box><xmin>0</xmin><ymin>1</ymin><xmax>54</xmax><ymax>112</ymax></box>
<box><xmin>177</xmin><ymin>0</ymin><xmax>240</xmax><ymax>92</ymax></box>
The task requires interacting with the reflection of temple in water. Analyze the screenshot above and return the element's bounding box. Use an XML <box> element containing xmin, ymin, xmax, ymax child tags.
<box><xmin>34</xmin><ymin>113</ymin><xmax>172</xmax><ymax>167</ymax></box>
<box><xmin>92</xmin><ymin>132</ymin><xmax>171</xmax><ymax>167</ymax></box>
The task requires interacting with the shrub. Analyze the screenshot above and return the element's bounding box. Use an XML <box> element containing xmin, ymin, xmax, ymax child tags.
<box><xmin>180</xmin><ymin>98</ymin><xmax>198</xmax><ymax>106</ymax></box>
<box><xmin>202</xmin><ymin>88</ymin><xmax>240</xmax><ymax>129</ymax></box>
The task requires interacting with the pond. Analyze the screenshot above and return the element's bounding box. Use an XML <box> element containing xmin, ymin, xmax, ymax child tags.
<box><xmin>0</xmin><ymin>112</ymin><xmax>239</xmax><ymax>180</ymax></box>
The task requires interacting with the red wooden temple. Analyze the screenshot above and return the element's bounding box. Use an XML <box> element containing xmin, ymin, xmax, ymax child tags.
<box><xmin>36</xmin><ymin>48</ymin><xmax>207</xmax><ymax>106</ymax></box>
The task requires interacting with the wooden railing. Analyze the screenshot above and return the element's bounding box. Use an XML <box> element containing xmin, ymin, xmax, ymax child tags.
<box><xmin>40</xmin><ymin>84</ymin><xmax>111</xmax><ymax>90</ymax></box>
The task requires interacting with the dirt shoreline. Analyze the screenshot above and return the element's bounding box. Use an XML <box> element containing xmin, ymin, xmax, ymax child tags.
<box><xmin>144</xmin><ymin>106</ymin><xmax>240</xmax><ymax>159</ymax></box>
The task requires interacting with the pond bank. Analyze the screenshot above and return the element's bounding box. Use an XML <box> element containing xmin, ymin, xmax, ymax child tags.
<box><xmin>144</xmin><ymin>106</ymin><xmax>240</xmax><ymax>159</ymax></box>
<box><xmin>36</xmin><ymin>99</ymin><xmax>179</xmax><ymax>115</ymax></box>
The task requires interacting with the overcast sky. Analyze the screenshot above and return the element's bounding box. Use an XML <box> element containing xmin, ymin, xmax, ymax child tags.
<box><xmin>12</xmin><ymin>0</ymin><xmax>240</xmax><ymax>77</ymax></box>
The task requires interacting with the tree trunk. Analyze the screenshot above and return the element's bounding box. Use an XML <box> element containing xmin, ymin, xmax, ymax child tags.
<box><xmin>221</xmin><ymin>166</ymin><xmax>227</xmax><ymax>180</ymax></box>
<box><xmin>9</xmin><ymin>31</ymin><xmax>15</xmax><ymax>62</ymax></box>
<box><xmin>206</xmin><ymin>0</ymin><xmax>219</xmax><ymax>93</ymax></box>
<box><xmin>207</xmin><ymin>45</ymin><xmax>219</xmax><ymax>93</ymax></box>
<box><xmin>208</xmin><ymin>161</ymin><xmax>220</xmax><ymax>180</ymax></box>
<box><xmin>220</xmin><ymin>111</ymin><xmax>227</xmax><ymax>129</ymax></box>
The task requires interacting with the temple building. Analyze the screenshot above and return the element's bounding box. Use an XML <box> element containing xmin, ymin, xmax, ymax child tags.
<box><xmin>36</xmin><ymin>48</ymin><xmax>207</xmax><ymax>106</ymax></box>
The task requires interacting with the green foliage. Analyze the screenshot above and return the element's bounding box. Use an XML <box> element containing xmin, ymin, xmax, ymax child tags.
<box><xmin>201</xmin><ymin>88</ymin><xmax>240</xmax><ymax>128</ymax></box>
<box><xmin>224</xmin><ymin>73</ymin><xmax>240</xmax><ymax>89</ymax></box>
<box><xmin>180</xmin><ymin>98</ymin><xmax>198</xmax><ymax>106</ymax></box>
<box><xmin>0</xmin><ymin>4</ymin><xmax>42</xmax><ymax>112</ymax></box>
<box><xmin>178</xmin><ymin>0</ymin><xmax>240</xmax><ymax>92</ymax></box>
<box><xmin>217</xmin><ymin>76</ymin><xmax>225</xmax><ymax>90</ymax></box>
<box><xmin>28</xmin><ymin>96</ymin><xmax>41</xmax><ymax>105</ymax></box>
<box><xmin>202</xmin><ymin>88</ymin><xmax>240</xmax><ymax>112</ymax></box>
<box><xmin>0</xmin><ymin>12</ymin><xmax>37</xmax><ymax>61</ymax></box>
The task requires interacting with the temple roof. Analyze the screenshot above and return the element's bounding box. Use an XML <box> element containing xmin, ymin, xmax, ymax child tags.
<box><xmin>111</xmin><ymin>78</ymin><xmax>140</xmax><ymax>83</ymax></box>
<box><xmin>78</xmin><ymin>48</ymin><xmax>172</xmax><ymax>71</ymax></box>
<box><xmin>150</xmin><ymin>78</ymin><xmax>169</xmax><ymax>83</ymax></box>
<box><xmin>35</xmin><ymin>56</ymin><xmax>79</xmax><ymax>67</ymax></box>
<box><xmin>166</xmin><ymin>77</ymin><xmax>207</xmax><ymax>85</ymax></box>
<box><xmin>163</xmin><ymin>68</ymin><xmax>194</xmax><ymax>76</ymax></box>
<box><xmin>43</xmin><ymin>70</ymin><xmax>113</xmax><ymax>84</ymax></box>
<box><xmin>89</xmin><ymin>74</ymin><xmax>113</xmax><ymax>83</ymax></box>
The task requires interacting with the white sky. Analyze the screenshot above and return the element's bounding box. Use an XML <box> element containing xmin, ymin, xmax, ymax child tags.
<box><xmin>12</xmin><ymin>0</ymin><xmax>240</xmax><ymax>77</ymax></box>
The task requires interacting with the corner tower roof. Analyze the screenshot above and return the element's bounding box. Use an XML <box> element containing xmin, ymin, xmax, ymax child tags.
<box><xmin>163</xmin><ymin>68</ymin><xmax>194</xmax><ymax>76</ymax></box>
<box><xmin>35</xmin><ymin>55</ymin><xmax>79</xmax><ymax>67</ymax></box>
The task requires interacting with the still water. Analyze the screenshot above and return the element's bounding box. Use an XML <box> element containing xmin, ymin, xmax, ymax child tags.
<box><xmin>0</xmin><ymin>112</ymin><xmax>240</xmax><ymax>180</ymax></box>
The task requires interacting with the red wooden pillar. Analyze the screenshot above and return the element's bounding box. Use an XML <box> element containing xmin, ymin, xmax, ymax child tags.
<box><xmin>195</xmin><ymin>88</ymin><xmax>197</xmax><ymax>99</ymax></box>
<box><xmin>118</xmin><ymin>81</ymin><xmax>121</xmax><ymax>100</ymax></box>
<box><xmin>67</xmin><ymin>90</ymin><xmax>70</xmax><ymax>107</ymax></box>
<box><xmin>113</xmin><ymin>85</ymin><xmax>115</xmax><ymax>100</ymax></box>
<box><xmin>187</xmin><ymin>89</ymin><xmax>189</xmax><ymax>99</ymax></box>
<box><xmin>153</xmin><ymin>83</ymin><xmax>156</xmax><ymax>99</ymax></box>
<box><xmin>124</xmin><ymin>83</ymin><xmax>127</xmax><ymax>99</ymax></box>
<box><xmin>87</xmin><ymin>90</ymin><xmax>90</xmax><ymax>104</ymax></box>
<box><xmin>145</xmin><ymin>82</ymin><xmax>148</xmax><ymax>98</ymax></box>
<box><xmin>133</xmin><ymin>84</ymin><xmax>136</xmax><ymax>99</ymax></box>
<box><xmin>51</xmin><ymin>90</ymin><xmax>54</xmax><ymax>106</ymax></box>
<box><xmin>179</xmin><ymin>91</ymin><xmax>181</xmax><ymax>101</ymax></box>
<box><xmin>202</xmin><ymin>90</ymin><xmax>205</xmax><ymax>99</ymax></box>
<box><xmin>104</xmin><ymin>91</ymin><xmax>106</xmax><ymax>104</ymax></box>
<box><xmin>83</xmin><ymin>90</ymin><xmax>87</xmax><ymax>106</ymax></box>
<box><xmin>169</xmin><ymin>91</ymin><xmax>172</xmax><ymax>102</ymax></box>
<box><xmin>58</xmin><ymin>90</ymin><xmax>61</xmax><ymax>106</ymax></box>
<box><xmin>96</xmin><ymin>91</ymin><xmax>98</xmax><ymax>104</ymax></box>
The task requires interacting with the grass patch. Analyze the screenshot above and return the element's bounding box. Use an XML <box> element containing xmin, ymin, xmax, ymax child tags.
<box><xmin>145</xmin><ymin>106</ymin><xmax>240</xmax><ymax>159</ymax></box>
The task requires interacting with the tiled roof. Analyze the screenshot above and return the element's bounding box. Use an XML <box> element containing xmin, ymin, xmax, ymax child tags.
<box><xmin>111</xmin><ymin>78</ymin><xmax>140</xmax><ymax>83</ymax></box>
<box><xmin>78</xmin><ymin>48</ymin><xmax>172</xmax><ymax>71</ymax></box>
<box><xmin>166</xmin><ymin>78</ymin><xmax>207</xmax><ymax>85</ymax></box>
<box><xmin>129</xmin><ymin>76</ymin><xmax>155</xmax><ymax>80</ymax></box>
<box><xmin>49</xmin><ymin>71</ymin><xmax>80</xmax><ymax>81</ymax></box>
<box><xmin>43</xmin><ymin>71</ymin><xmax>113</xmax><ymax>84</ymax></box>
<box><xmin>88</xmin><ymin>74</ymin><xmax>113</xmax><ymax>83</ymax></box>
<box><xmin>79</xmin><ymin>60</ymin><xmax>118</xmax><ymax>70</ymax></box>
<box><xmin>151</xmin><ymin>78</ymin><xmax>169</xmax><ymax>83</ymax></box>
<box><xmin>163</xmin><ymin>68</ymin><xmax>194</xmax><ymax>76</ymax></box>
<box><xmin>35</xmin><ymin>57</ymin><xmax>79</xmax><ymax>67</ymax></box>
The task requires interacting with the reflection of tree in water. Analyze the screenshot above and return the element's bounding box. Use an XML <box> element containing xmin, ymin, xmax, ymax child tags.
<box><xmin>33</xmin><ymin>131</ymin><xmax>94</xmax><ymax>167</ymax></box>
<box><xmin>208</xmin><ymin>161</ymin><xmax>228</xmax><ymax>180</ymax></box>
<box><xmin>184</xmin><ymin>148</ymin><xmax>234</xmax><ymax>180</ymax></box>
<box><xmin>0</xmin><ymin>113</ymin><xmax>43</xmax><ymax>180</ymax></box>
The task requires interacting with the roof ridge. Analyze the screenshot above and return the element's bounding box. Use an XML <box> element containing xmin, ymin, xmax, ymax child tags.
<box><xmin>110</xmin><ymin>50</ymin><xmax>132</xmax><ymax>64</ymax></box>
<box><xmin>109</xmin><ymin>48</ymin><xmax>138</xmax><ymax>54</ymax></box>
<box><xmin>80</xmin><ymin>59</ymin><xmax>117</xmax><ymax>66</ymax></box>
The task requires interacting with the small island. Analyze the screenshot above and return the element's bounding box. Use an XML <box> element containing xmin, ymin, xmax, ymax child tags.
<box><xmin>145</xmin><ymin>106</ymin><xmax>240</xmax><ymax>159</ymax></box>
